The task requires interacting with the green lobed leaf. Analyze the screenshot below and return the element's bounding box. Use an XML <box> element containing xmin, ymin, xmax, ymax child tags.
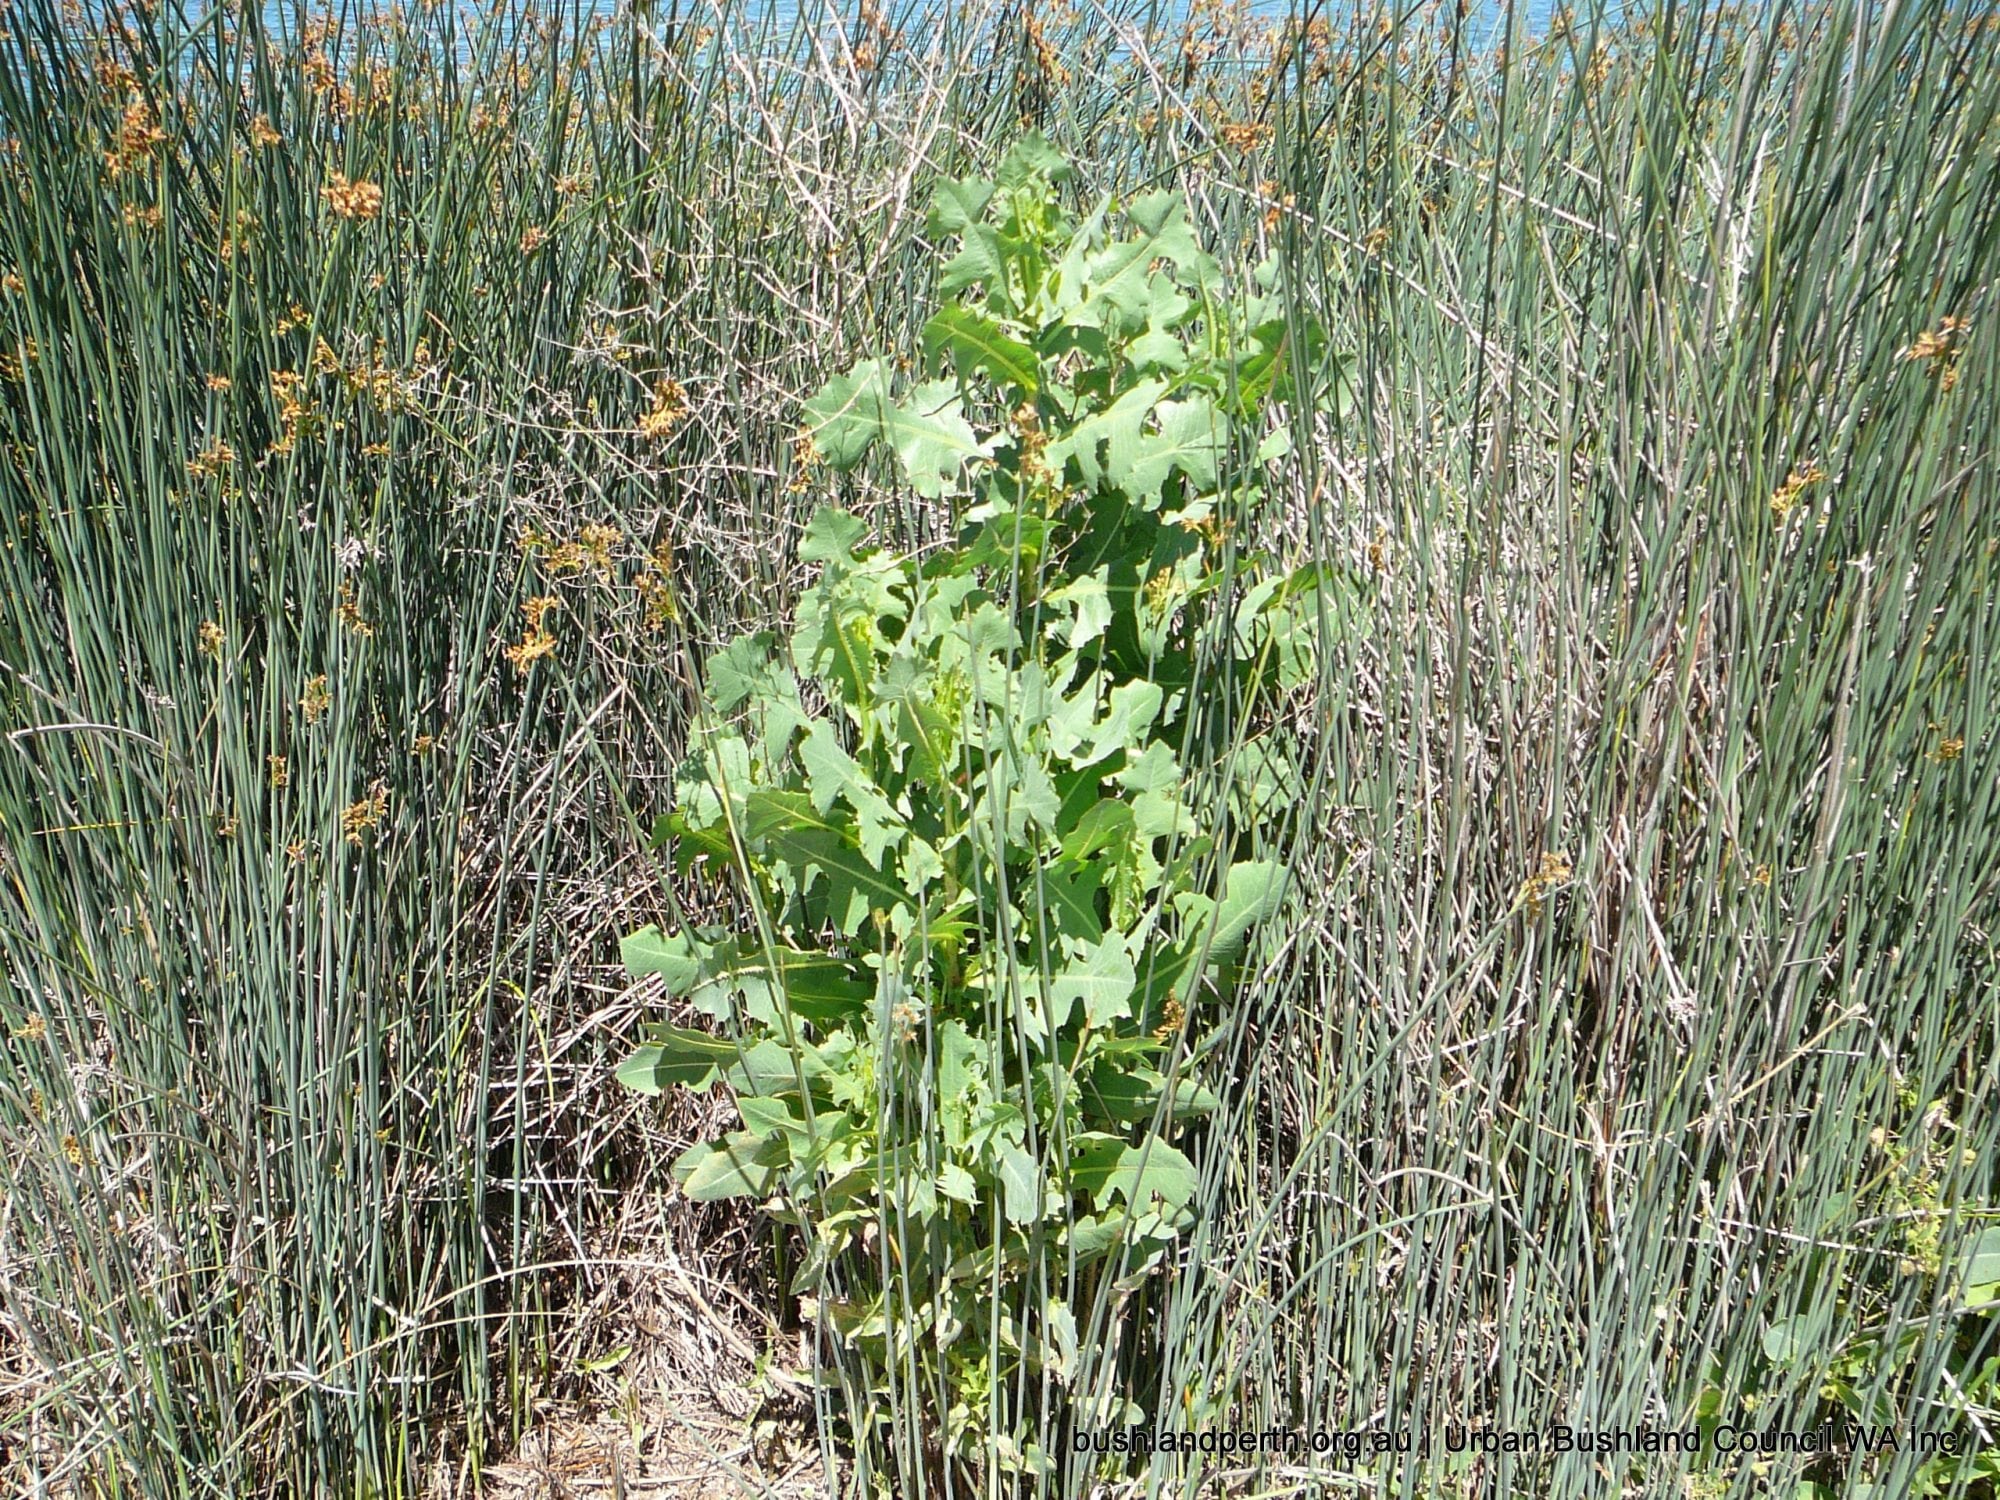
<box><xmin>802</xmin><ymin>362</ymin><xmax>892</xmax><ymax>469</ymax></box>
<box><xmin>1113</xmin><ymin>742</ymin><xmax>1192</xmax><ymax>840</ymax></box>
<box><xmin>996</xmin><ymin>1142</ymin><xmax>1046</xmax><ymax>1222</ymax></box>
<box><xmin>800</xmin><ymin>720</ymin><xmax>906</xmax><ymax>864</ymax></box>
<box><xmin>1047</xmin><ymin>378</ymin><xmax>1167</xmax><ymax>492</ymax></box>
<box><xmin>798</xmin><ymin>507</ymin><xmax>871</xmax><ymax>564</ymax></box>
<box><xmin>1050</xmin><ymin>933</ymin><xmax>1137</xmax><ymax>1028</ymax></box>
<box><xmin>882</xmin><ymin>379</ymin><xmax>990</xmax><ymax>499</ymax></box>
<box><xmin>928</xmin><ymin>176</ymin><xmax>996</xmax><ymax>235</ymax></box>
<box><xmin>1123</xmin><ymin>395</ymin><xmax>1222</xmax><ymax>504</ymax></box>
<box><xmin>940</xmin><ymin>223</ymin><xmax>1006</xmax><ymax>296</ymax></box>
<box><xmin>995</xmin><ymin>130</ymin><xmax>1072</xmax><ymax>187</ymax></box>
<box><xmin>1956</xmin><ymin>1224</ymin><xmax>2000</xmax><ymax>1303</ymax></box>
<box><xmin>745</xmin><ymin>790</ymin><xmax>906</xmax><ymax>936</ymax></box>
<box><xmin>1080</xmin><ymin>1060</ymin><xmax>1221</xmax><ymax>1124</ymax></box>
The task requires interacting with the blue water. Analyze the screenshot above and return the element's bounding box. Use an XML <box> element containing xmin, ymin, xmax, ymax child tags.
<box><xmin>711</xmin><ymin>0</ymin><xmax>1578</xmax><ymax>41</ymax></box>
<box><xmin>255</xmin><ymin>0</ymin><xmax>1598</xmax><ymax>56</ymax></box>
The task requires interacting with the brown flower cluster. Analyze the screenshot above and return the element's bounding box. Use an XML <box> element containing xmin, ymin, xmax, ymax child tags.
<box><xmin>520</xmin><ymin>521</ymin><xmax>620</xmax><ymax>578</ymax></box>
<box><xmin>323</xmin><ymin>171</ymin><xmax>384</xmax><ymax>221</ymax></box>
<box><xmin>105</xmin><ymin>96</ymin><xmax>167</xmax><ymax>179</ymax></box>
<box><xmin>299</xmin><ymin>674</ymin><xmax>332</xmax><ymax>724</ymax></box>
<box><xmin>335</xmin><ymin>579</ymin><xmax>374</xmax><ymax>637</ymax></box>
<box><xmin>1258</xmin><ymin>178</ymin><xmax>1295</xmax><ymax>231</ymax></box>
<box><xmin>637</xmin><ymin>378</ymin><xmax>689</xmax><ymax>441</ymax></box>
<box><xmin>186</xmin><ymin>439</ymin><xmax>235</xmax><ymax>478</ymax></box>
<box><xmin>503</xmin><ymin>595</ymin><xmax>561</xmax><ymax>671</ymax></box>
<box><xmin>1769</xmin><ymin>461</ymin><xmax>1826</xmax><ymax>523</ymax></box>
<box><xmin>1023</xmin><ymin>9</ymin><xmax>1068</xmax><ymax>85</ymax></box>
<box><xmin>636</xmin><ymin>536</ymin><xmax>680</xmax><ymax>629</ymax></box>
<box><xmin>1903</xmin><ymin>315</ymin><xmax>1970</xmax><ymax>390</ymax></box>
<box><xmin>1220</xmin><ymin>120</ymin><xmax>1272</xmax><ymax>152</ymax></box>
<box><xmin>341</xmin><ymin>782</ymin><xmax>389</xmax><ymax>845</ymax></box>
<box><xmin>1520</xmin><ymin>850</ymin><xmax>1573</xmax><ymax>919</ymax></box>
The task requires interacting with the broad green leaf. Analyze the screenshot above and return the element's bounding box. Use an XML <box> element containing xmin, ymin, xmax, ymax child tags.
<box><xmin>1081</xmin><ymin>1060</ymin><xmax>1220</xmax><ymax>1123</ymax></box>
<box><xmin>1046</xmin><ymin>668</ymin><xmax>1103</xmax><ymax>763</ymax></box>
<box><xmin>1064</xmin><ymin>1132</ymin><xmax>1129</xmax><ymax>1187</ymax></box>
<box><xmin>1956</xmin><ymin>1224</ymin><xmax>2000</xmax><ymax>1302</ymax></box>
<box><xmin>1763</xmin><ymin>1315</ymin><xmax>1811</xmax><ymax>1366</ymax></box>
<box><xmin>1085</xmin><ymin>680</ymin><xmax>1164</xmax><ymax>764</ymax></box>
<box><xmin>1124</xmin><ymin>190</ymin><xmax>1219</xmax><ymax>286</ymax></box>
<box><xmin>1101</xmin><ymin>1139</ymin><xmax>1200</xmax><ymax>1211</ymax></box>
<box><xmin>1233</xmin><ymin>317</ymin><xmax>1327</xmax><ymax>410</ymax></box>
<box><xmin>1047</xmin><ymin>378</ymin><xmax>1167</xmax><ymax>492</ymax></box>
<box><xmin>674</xmin><ymin>1133</ymin><xmax>784</xmax><ymax>1201</ymax></box>
<box><xmin>769</xmin><ymin>952</ymin><xmax>873</xmax><ymax>1024</ymax></box>
<box><xmin>1061</xmin><ymin>799</ymin><xmax>1134</xmax><ymax>862</ymax></box>
<box><xmin>802</xmin><ymin>372</ymin><xmax>989</xmax><ymax>499</ymax></box>
<box><xmin>1043</xmin><ymin>1299</ymin><xmax>1078</xmax><ymax>1382</ymax></box>
<box><xmin>979</xmin><ymin>748</ymin><xmax>1061</xmax><ymax>846</ymax></box>
<box><xmin>1046</xmin><ymin>567</ymin><xmax>1112</xmax><ymax>648</ymax></box>
<box><xmin>996</xmin><ymin>1142</ymin><xmax>1046</xmax><ymax>1221</ymax></box>
<box><xmin>673</xmin><ymin>730</ymin><xmax>752</xmax><ymax>834</ymax></box>
<box><xmin>792</xmin><ymin>596</ymin><xmax>882</xmax><ymax>708</ymax></box>
<box><xmin>800</xmin><ymin>721</ymin><xmax>905</xmax><ymax>864</ymax></box>
<box><xmin>955</xmin><ymin>511</ymin><xmax>1051</xmax><ymax>574</ymax></box>
<box><xmin>1237</xmin><ymin>560</ymin><xmax>1348</xmax><ymax>692</ymax></box>
<box><xmin>1037</xmin><ymin>856</ymin><xmax>1108</xmax><ymax>950</ymax></box>
<box><xmin>941</xmin><ymin>222</ymin><xmax>1006</xmax><ymax>296</ymax></box>
<box><xmin>722</xmin><ymin>1036</ymin><xmax>828</xmax><ymax>1099</ymax></box>
<box><xmin>1204</xmin><ymin>860</ymin><xmax>1287</xmax><ymax>959</ymax></box>
<box><xmin>939</xmin><ymin>599</ymin><xmax>1024</xmax><ymax>705</ymax></box>
<box><xmin>1065</xmin><ymin>1210</ymin><xmax>1133</xmax><ymax>1264</ymax></box>
<box><xmin>616</xmin><ymin>1023</ymin><xmax>742</xmax><ymax>1093</ymax></box>
<box><xmin>966</xmin><ymin>1098</ymin><xmax>1028</xmax><ymax>1158</ymax></box>
<box><xmin>923</xmin><ymin>305</ymin><xmax>1039</xmax><ymax>395</ymax></box>
<box><xmin>704</xmin><ymin>631</ymin><xmax>780</xmax><ymax>712</ymax></box>
<box><xmin>798</xmin><ymin>507</ymin><xmax>870</xmax><ymax>564</ymax></box>
<box><xmin>736</xmin><ymin>1094</ymin><xmax>804</xmax><ymax>1142</ymax></box>
<box><xmin>1084</xmin><ymin>192</ymin><xmax>1217</xmax><ymax>328</ymax></box>
<box><xmin>663</xmin><ymin>810</ymin><xmax>734</xmax><ymax>875</ymax></box>
<box><xmin>619</xmin><ymin>925</ymin><xmax>707</xmax><ymax>992</ymax></box>
<box><xmin>746</xmin><ymin>791</ymin><xmax>905</xmax><ymax>936</ymax></box>
<box><xmin>938</xmin><ymin>1161</ymin><xmax>979</xmax><ymax>1204</ymax></box>
<box><xmin>1128</xmin><ymin>321</ymin><xmax>1188</xmax><ymax>373</ymax></box>
<box><xmin>1113</xmin><ymin>742</ymin><xmax>1191</xmax><ymax>839</ymax></box>
<box><xmin>686</xmin><ymin>974</ymin><xmax>741</xmax><ymax>1021</ymax></box>
<box><xmin>936</xmin><ymin>1020</ymin><xmax>980</xmax><ymax>1101</ymax></box>
<box><xmin>1134</xmin><ymin>939</ymin><xmax>1199</xmax><ymax>1019</ymax></box>
<box><xmin>707</xmin><ymin>942</ymin><xmax>873</xmax><ymax>1028</ymax></box>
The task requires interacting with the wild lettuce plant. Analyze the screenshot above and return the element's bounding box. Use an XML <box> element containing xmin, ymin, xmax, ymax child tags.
<box><xmin>615</xmin><ymin>135</ymin><xmax>1341</xmax><ymax>1483</ymax></box>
